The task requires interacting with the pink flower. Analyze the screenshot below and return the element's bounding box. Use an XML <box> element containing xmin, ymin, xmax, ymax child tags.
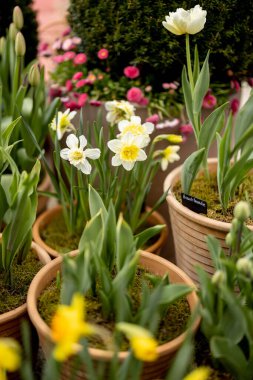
<box><xmin>76</xmin><ymin>79</ymin><xmax>87</xmax><ymax>88</ymax></box>
<box><xmin>63</xmin><ymin>51</ymin><xmax>76</xmax><ymax>61</ymax></box>
<box><xmin>63</xmin><ymin>100</ymin><xmax>81</xmax><ymax>111</ymax></box>
<box><xmin>123</xmin><ymin>66</ymin><xmax>140</xmax><ymax>79</ymax></box>
<box><xmin>230</xmin><ymin>98</ymin><xmax>240</xmax><ymax>115</ymax></box>
<box><xmin>62</xmin><ymin>27</ymin><xmax>71</xmax><ymax>37</ymax></box>
<box><xmin>49</xmin><ymin>84</ymin><xmax>62</xmax><ymax>99</ymax></box>
<box><xmin>53</xmin><ymin>55</ymin><xmax>64</xmax><ymax>63</ymax></box>
<box><xmin>72</xmin><ymin>72</ymin><xmax>83</xmax><ymax>80</ymax></box>
<box><xmin>65</xmin><ymin>80</ymin><xmax>73</xmax><ymax>92</ymax></box>
<box><xmin>247</xmin><ymin>78</ymin><xmax>253</xmax><ymax>87</ymax></box>
<box><xmin>97</xmin><ymin>48</ymin><xmax>109</xmax><ymax>60</ymax></box>
<box><xmin>202</xmin><ymin>93</ymin><xmax>217</xmax><ymax>109</ymax></box>
<box><xmin>126</xmin><ymin>87</ymin><xmax>144</xmax><ymax>103</ymax></box>
<box><xmin>38</xmin><ymin>42</ymin><xmax>48</xmax><ymax>53</ymax></box>
<box><xmin>72</xmin><ymin>36</ymin><xmax>82</xmax><ymax>45</ymax></box>
<box><xmin>146</xmin><ymin>114</ymin><xmax>160</xmax><ymax>125</ymax></box>
<box><xmin>74</xmin><ymin>53</ymin><xmax>87</xmax><ymax>65</ymax></box>
<box><xmin>78</xmin><ymin>93</ymin><xmax>88</xmax><ymax>107</ymax></box>
<box><xmin>52</xmin><ymin>39</ymin><xmax>62</xmax><ymax>50</ymax></box>
<box><xmin>62</xmin><ymin>38</ymin><xmax>75</xmax><ymax>51</ymax></box>
<box><xmin>162</xmin><ymin>82</ymin><xmax>178</xmax><ymax>90</ymax></box>
<box><xmin>139</xmin><ymin>97</ymin><xmax>149</xmax><ymax>106</ymax></box>
<box><xmin>156</xmin><ymin>119</ymin><xmax>180</xmax><ymax>129</ymax></box>
<box><xmin>145</xmin><ymin>85</ymin><xmax>152</xmax><ymax>92</ymax></box>
<box><xmin>230</xmin><ymin>80</ymin><xmax>240</xmax><ymax>92</ymax></box>
<box><xmin>90</xmin><ymin>100</ymin><xmax>102</xmax><ymax>107</ymax></box>
<box><xmin>180</xmin><ymin>123</ymin><xmax>193</xmax><ymax>135</ymax></box>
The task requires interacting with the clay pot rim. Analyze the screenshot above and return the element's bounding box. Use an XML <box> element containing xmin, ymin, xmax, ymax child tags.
<box><xmin>27</xmin><ymin>250</ymin><xmax>200</xmax><ymax>360</ymax></box>
<box><xmin>0</xmin><ymin>237</ymin><xmax>51</xmax><ymax>324</ymax></box>
<box><xmin>33</xmin><ymin>205</ymin><xmax>168</xmax><ymax>258</ymax></box>
<box><xmin>164</xmin><ymin>157</ymin><xmax>253</xmax><ymax>232</ymax></box>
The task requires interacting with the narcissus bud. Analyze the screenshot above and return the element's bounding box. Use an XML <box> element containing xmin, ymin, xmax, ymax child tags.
<box><xmin>211</xmin><ymin>270</ymin><xmax>226</xmax><ymax>286</ymax></box>
<box><xmin>13</xmin><ymin>6</ymin><xmax>24</xmax><ymax>30</ymax></box>
<box><xmin>233</xmin><ymin>201</ymin><xmax>250</xmax><ymax>221</ymax></box>
<box><xmin>15</xmin><ymin>32</ymin><xmax>26</xmax><ymax>57</ymax></box>
<box><xmin>0</xmin><ymin>37</ymin><xmax>6</xmax><ymax>55</ymax></box>
<box><xmin>225</xmin><ymin>232</ymin><xmax>233</xmax><ymax>247</ymax></box>
<box><xmin>9</xmin><ymin>23</ymin><xmax>18</xmax><ymax>41</ymax></box>
<box><xmin>231</xmin><ymin>218</ymin><xmax>239</xmax><ymax>230</ymax></box>
<box><xmin>236</xmin><ymin>257</ymin><xmax>253</xmax><ymax>279</ymax></box>
<box><xmin>28</xmin><ymin>64</ymin><xmax>40</xmax><ymax>86</ymax></box>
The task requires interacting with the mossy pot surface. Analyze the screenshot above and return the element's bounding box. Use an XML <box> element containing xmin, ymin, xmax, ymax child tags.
<box><xmin>27</xmin><ymin>250</ymin><xmax>199</xmax><ymax>380</ymax></box>
<box><xmin>164</xmin><ymin>158</ymin><xmax>253</xmax><ymax>284</ymax></box>
<box><xmin>0</xmin><ymin>235</ymin><xmax>51</xmax><ymax>341</ymax></box>
<box><xmin>32</xmin><ymin>205</ymin><xmax>168</xmax><ymax>258</ymax></box>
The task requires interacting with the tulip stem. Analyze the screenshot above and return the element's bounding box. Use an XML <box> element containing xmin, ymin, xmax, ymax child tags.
<box><xmin>185</xmin><ymin>34</ymin><xmax>194</xmax><ymax>93</ymax></box>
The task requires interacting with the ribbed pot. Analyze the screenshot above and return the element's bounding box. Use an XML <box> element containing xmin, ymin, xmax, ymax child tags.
<box><xmin>32</xmin><ymin>205</ymin><xmax>168</xmax><ymax>258</ymax></box>
<box><xmin>27</xmin><ymin>250</ymin><xmax>199</xmax><ymax>380</ymax></box>
<box><xmin>164</xmin><ymin>158</ymin><xmax>253</xmax><ymax>284</ymax></box>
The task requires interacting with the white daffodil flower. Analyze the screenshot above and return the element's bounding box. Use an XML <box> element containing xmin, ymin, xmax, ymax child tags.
<box><xmin>117</xmin><ymin>116</ymin><xmax>154</xmax><ymax>147</ymax></box>
<box><xmin>60</xmin><ymin>134</ymin><xmax>100</xmax><ymax>174</ymax></box>
<box><xmin>162</xmin><ymin>5</ymin><xmax>207</xmax><ymax>35</ymax></box>
<box><xmin>50</xmin><ymin>109</ymin><xmax>77</xmax><ymax>140</ymax></box>
<box><xmin>108</xmin><ymin>132</ymin><xmax>147</xmax><ymax>171</ymax></box>
<box><xmin>154</xmin><ymin>145</ymin><xmax>180</xmax><ymax>171</ymax></box>
<box><xmin>105</xmin><ymin>100</ymin><xmax>135</xmax><ymax>125</ymax></box>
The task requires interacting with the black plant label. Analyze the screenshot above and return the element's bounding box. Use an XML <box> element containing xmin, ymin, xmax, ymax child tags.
<box><xmin>181</xmin><ymin>193</ymin><xmax>207</xmax><ymax>214</ymax></box>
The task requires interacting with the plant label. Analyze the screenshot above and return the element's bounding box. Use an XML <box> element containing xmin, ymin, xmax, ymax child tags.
<box><xmin>181</xmin><ymin>193</ymin><xmax>207</xmax><ymax>214</ymax></box>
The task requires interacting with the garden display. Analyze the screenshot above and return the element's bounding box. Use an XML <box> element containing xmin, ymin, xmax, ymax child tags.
<box><xmin>0</xmin><ymin>2</ymin><xmax>253</xmax><ymax>380</ymax></box>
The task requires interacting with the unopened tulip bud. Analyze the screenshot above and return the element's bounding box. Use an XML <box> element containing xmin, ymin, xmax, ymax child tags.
<box><xmin>13</xmin><ymin>6</ymin><xmax>24</xmax><ymax>30</ymax></box>
<box><xmin>28</xmin><ymin>64</ymin><xmax>40</xmax><ymax>86</ymax></box>
<box><xmin>0</xmin><ymin>37</ymin><xmax>6</xmax><ymax>55</ymax></box>
<box><xmin>211</xmin><ymin>270</ymin><xmax>226</xmax><ymax>286</ymax></box>
<box><xmin>236</xmin><ymin>257</ymin><xmax>253</xmax><ymax>278</ymax></box>
<box><xmin>9</xmin><ymin>23</ymin><xmax>18</xmax><ymax>41</ymax></box>
<box><xmin>233</xmin><ymin>201</ymin><xmax>250</xmax><ymax>221</ymax></box>
<box><xmin>15</xmin><ymin>32</ymin><xmax>26</xmax><ymax>57</ymax></box>
<box><xmin>225</xmin><ymin>232</ymin><xmax>233</xmax><ymax>247</ymax></box>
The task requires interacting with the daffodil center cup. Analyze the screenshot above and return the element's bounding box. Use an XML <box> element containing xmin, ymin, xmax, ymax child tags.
<box><xmin>122</xmin><ymin>124</ymin><xmax>145</xmax><ymax>136</ymax></box>
<box><xmin>59</xmin><ymin>115</ymin><xmax>71</xmax><ymax>130</ymax></box>
<box><xmin>69</xmin><ymin>149</ymin><xmax>84</xmax><ymax>162</ymax></box>
<box><xmin>120</xmin><ymin>145</ymin><xmax>139</xmax><ymax>161</ymax></box>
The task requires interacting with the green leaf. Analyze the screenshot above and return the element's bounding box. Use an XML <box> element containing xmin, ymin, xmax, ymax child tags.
<box><xmin>234</xmin><ymin>90</ymin><xmax>253</xmax><ymax>151</ymax></box>
<box><xmin>193</xmin><ymin>45</ymin><xmax>200</xmax><ymax>84</ymax></box>
<box><xmin>88</xmin><ymin>185</ymin><xmax>107</xmax><ymax>219</ymax></box>
<box><xmin>2</xmin><ymin>116</ymin><xmax>21</xmax><ymax>145</ymax></box>
<box><xmin>116</xmin><ymin>214</ymin><xmax>135</xmax><ymax>271</ymax></box>
<box><xmin>193</xmin><ymin>51</ymin><xmax>210</xmax><ymax>115</ymax></box>
<box><xmin>134</xmin><ymin>225</ymin><xmax>164</xmax><ymax>250</ymax></box>
<box><xmin>181</xmin><ymin>148</ymin><xmax>205</xmax><ymax>194</ymax></box>
<box><xmin>78</xmin><ymin>211</ymin><xmax>103</xmax><ymax>253</ymax></box>
<box><xmin>182</xmin><ymin>65</ymin><xmax>194</xmax><ymax>130</ymax></box>
<box><xmin>160</xmin><ymin>284</ymin><xmax>193</xmax><ymax>305</ymax></box>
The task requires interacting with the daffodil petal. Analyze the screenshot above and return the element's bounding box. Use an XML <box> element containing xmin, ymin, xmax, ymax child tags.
<box><xmin>137</xmin><ymin>149</ymin><xmax>147</xmax><ymax>161</ymax></box>
<box><xmin>79</xmin><ymin>135</ymin><xmax>87</xmax><ymax>149</ymax></box>
<box><xmin>60</xmin><ymin>148</ymin><xmax>70</xmax><ymax>160</ymax></box>
<box><xmin>112</xmin><ymin>155</ymin><xmax>122</xmax><ymax>166</ymax></box>
<box><xmin>78</xmin><ymin>159</ymin><xmax>92</xmax><ymax>174</ymax></box>
<box><xmin>85</xmin><ymin>148</ymin><xmax>101</xmax><ymax>160</ymax></box>
<box><xmin>66</xmin><ymin>134</ymin><xmax>79</xmax><ymax>149</ymax></box>
<box><xmin>108</xmin><ymin>139</ymin><xmax>122</xmax><ymax>153</ymax></box>
<box><xmin>122</xmin><ymin>161</ymin><xmax>135</xmax><ymax>171</ymax></box>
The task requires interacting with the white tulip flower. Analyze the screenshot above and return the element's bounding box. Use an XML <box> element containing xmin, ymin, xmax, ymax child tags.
<box><xmin>108</xmin><ymin>132</ymin><xmax>147</xmax><ymax>171</ymax></box>
<box><xmin>162</xmin><ymin>5</ymin><xmax>207</xmax><ymax>35</ymax></box>
<box><xmin>117</xmin><ymin>116</ymin><xmax>154</xmax><ymax>147</ymax></box>
<box><xmin>50</xmin><ymin>109</ymin><xmax>77</xmax><ymax>140</ymax></box>
<box><xmin>105</xmin><ymin>100</ymin><xmax>135</xmax><ymax>125</ymax></box>
<box><xmin>60</xmin><ymin>134</ymin><xmax>101</xmax><ymax>174</ymax></box>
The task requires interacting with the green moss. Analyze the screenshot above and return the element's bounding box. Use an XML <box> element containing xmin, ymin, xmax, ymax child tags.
<box><xmin>174</xmin><ymin>173</ymin><xmax>253</xmax><ymax>224</ymax></box>
<box><xmin>41</xmin><ymin>213</ymin><xmax>83</xmax><ymax>253</ymax></box>
<box><xmin>38</xmin><ymin>267</ymin><xmax>190</xmax><ymax>350</ymax></box>
<box><xmin>0</xmin><ymin>250</ymin><xmax>43</xmax><ymax>314</ymax></box>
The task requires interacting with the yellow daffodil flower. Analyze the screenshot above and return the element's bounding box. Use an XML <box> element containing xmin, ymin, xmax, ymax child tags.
<box><xmin>154</xmin><ymin>134</ymin><xmax>183</xmax><ymax>143</ymax></box>
<box><xmin>0</xmin><ymin>338</ymin><xmax>21</xmax><ymax>380</ymax></box>
<box><xmin>116</xmin><ymin>322</ymin><xmax>158</xmax><ymax>362</ymax></box>
<box><xmin>183</xmin><ymin>366</ymin><xmax>210</xmax><ymax>380</ymax></box>
<box><xmin>105</xmin><ymin>100</ymin><xmax>135</xmax><ymax>125</ymax></box>
<box><xmin>50</xmin><ymin>108</ymin><xmax>77</xmax><ymax>140</ymax></box>
<box><xmin>154</xmin><ymin>145</ymin><xmax>180</xmax><ymax>171</ymax></box>
<box><xmin>51</xmin><ymin>293</ymin><xmax>95</xmax><ymax>362</ymax></box>
<box><xmin>117</xmin><ymin>116</ymin><xmax>154</xmax><ymax>146</ymax></box>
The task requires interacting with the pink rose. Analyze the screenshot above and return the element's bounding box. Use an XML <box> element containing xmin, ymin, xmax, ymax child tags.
<box><xmin>90</xmin><ymin>100</ymin><xmax>102</xmax><ymax>107</ymax></box>
<box><xmin>74</xmin><ymin>53</ymin><xmax>87</xmax><ymax>65</ymax></box>
<box><xmin>230</xmin><ymin>80</ymin><xmax>240</xmax><ymax>92</ymax></box>
<box><xmin>76</xmin><ymin>79</ymin><xmax>87</xmax><ymax>88</ymax></box>
<box><xmin>78</xmin><ymin>93</ymin><xmax>88</xmax><ymax>107</ymax></box>
<box><xmin>230</xmin><ymin>98</ymin><xmax>240</xmax><ymax>115</ymax></box>
<box><xmin>97</xmin><ymin>48</ymin><xmax>109</xmax><ymax>60</ymax></box>
<box><xmin>65</xmin><ymin>79</ymin><xmax>73</xmax><ymax>92</ymax></box>
<box><xmin>123</xmin><ymin>66</ymin><xmax>140</xmax><ymax>79</ymax></box>
<box><xmin>53</xmin><ymin>55</ymin><xmax>64</xmax><ymax>63</ymax></box>
<box><xmin>180</xmin><ymin>123</ymin><xmax>193</xmax><ymax>135</ymax></box>
<box><xmin>63</xmin><ymin>51</ymin><xmax>76</xmax><ymax>61</ymax></box>
<box><xmin>139</xmin><ymin>97</ymin><xmax>149</xmax><ymax>106</ymax></box>
<box><xmin>62</xmin><ymin>38</ymin><xmax>76</xmax><ymax>51</ymax></box>
<box><xmin>72</xmin><ymin>72</ymin><xmax>83</xmax><ymax>80</ymax></box>
<box><xmin>126</xmin><ymin>87</ymin><xmax>144</xmax><ymax>103</ymax></box>
<box><xmin>146</xmin><ymin>114</ymin><xmax>160</xmax><ymax>125</ymax></box>
<box><xmin>202</xmin><ymin>93</ymin><xmax>217</xmax><ymax>109</ymax></box>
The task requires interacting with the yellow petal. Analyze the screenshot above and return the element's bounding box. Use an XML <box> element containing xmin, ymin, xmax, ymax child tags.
<box><xmin>183</xmin><ymin>367</ymin><xmax>211</xmax><ymax>380</ymax></box>
<box><xmin>131</xmin><ymin>336</ymin><xmax>158</xmax><ymax>362</ymax></box>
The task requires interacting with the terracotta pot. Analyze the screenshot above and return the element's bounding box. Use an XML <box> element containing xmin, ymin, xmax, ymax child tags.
<box><xmin>0</xmin><ymin>238</ymin><xmax>51</xmax><ymax>341</ymax></box>
<box><xmin>164</xmin><ymin>158</ymin><xmax>253</xmax><ymax>284</ymax></box>
<box><xmin>32</xmin><ymin>205</ymin><xmax>168</xmax><ymax>258</ymax></box>
<box><xmin>37</xmin><ymin>171</ymin><xmax>51</xmax><ymax>215</ymax></box>
<box><xmin>27</xmin><ymin>250</ymin><xmax>199</xmax><ymax>380</ymax></box>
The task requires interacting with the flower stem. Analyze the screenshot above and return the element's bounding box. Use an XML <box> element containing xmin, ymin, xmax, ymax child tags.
<box><xmin>185</xmin><ymin>33</ymin><xmax>194</xmax><ymax>94</ymax></box>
